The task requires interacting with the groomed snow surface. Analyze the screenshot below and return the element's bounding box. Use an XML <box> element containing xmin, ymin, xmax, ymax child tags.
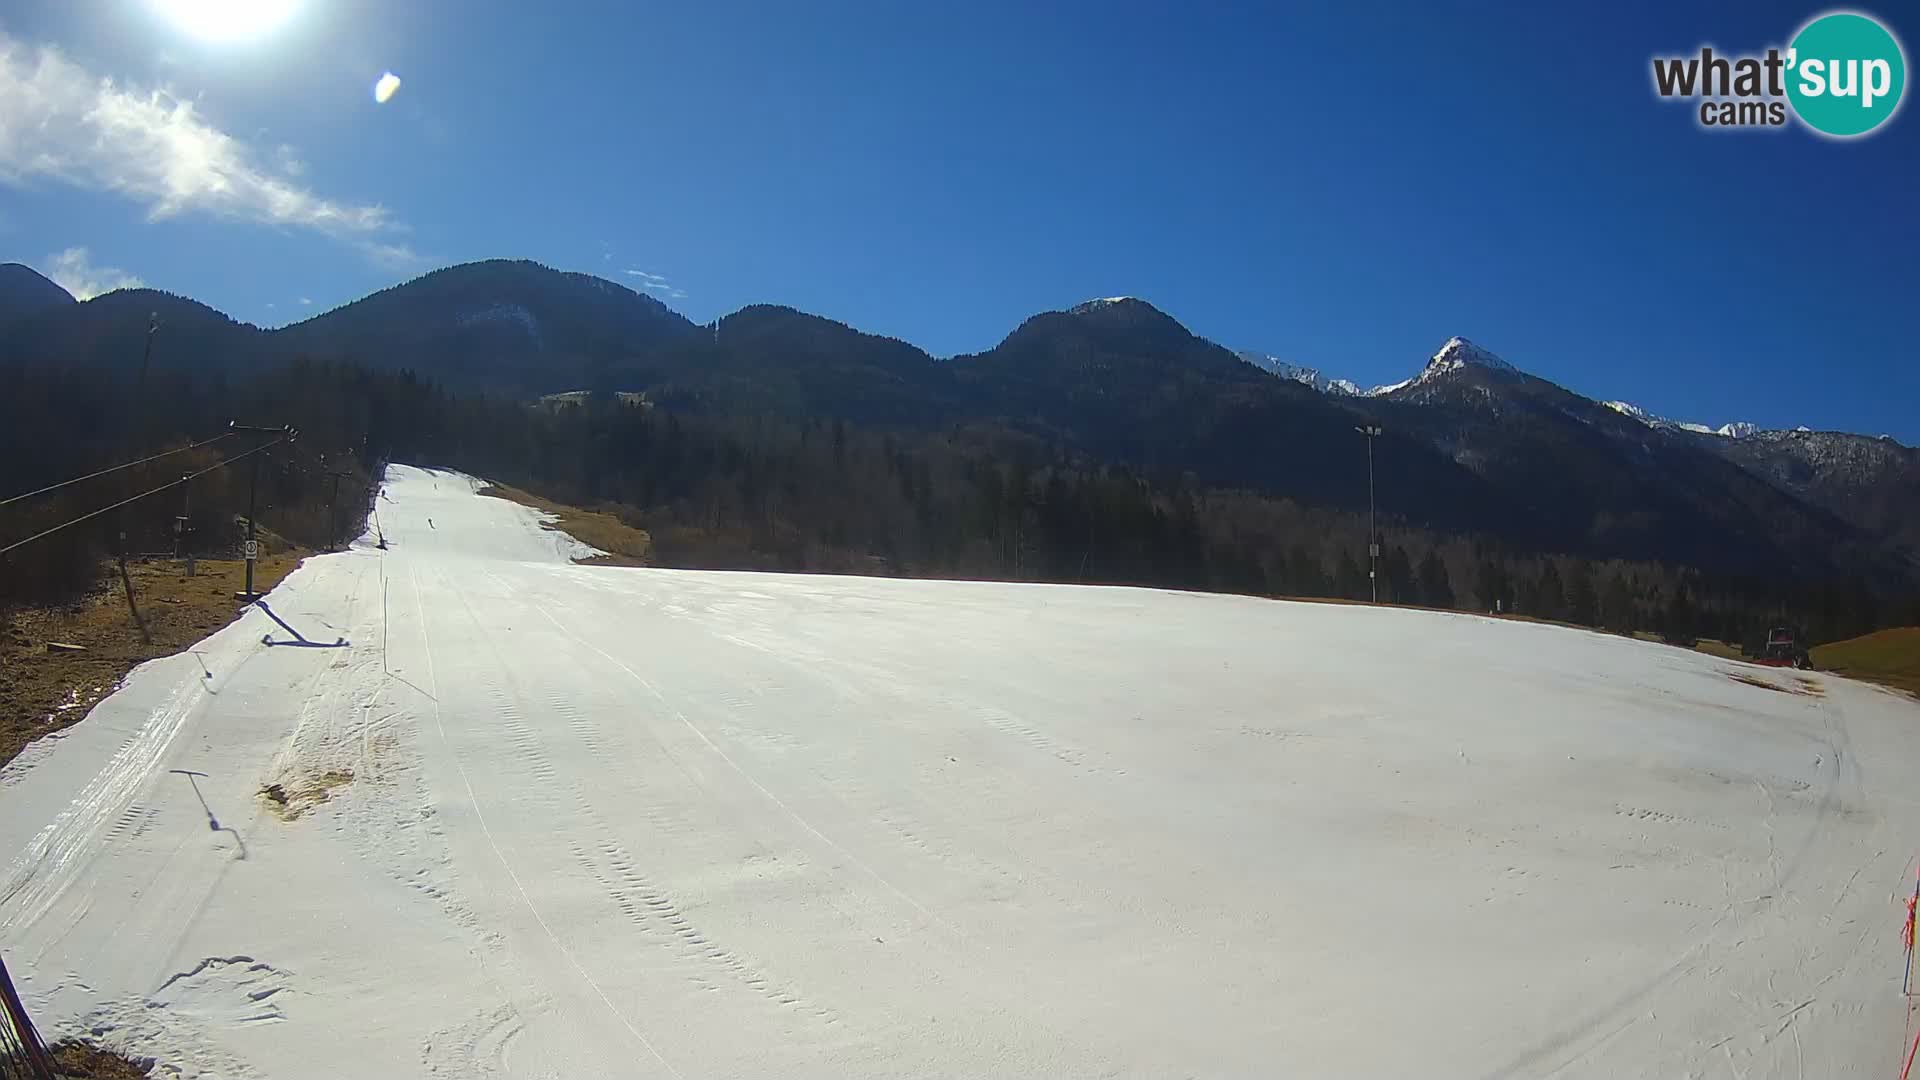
<box><xmin>4</xmin><ymin>465</ymin><xmax>1919</xmax><ymax>1077</ymax></box>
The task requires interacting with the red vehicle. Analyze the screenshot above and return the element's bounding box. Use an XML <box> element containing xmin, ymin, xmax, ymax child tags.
<box><xmin>1754</xmin><ymin>626</ymin><xmax>1813</xmax><ymax>669</ymax></box>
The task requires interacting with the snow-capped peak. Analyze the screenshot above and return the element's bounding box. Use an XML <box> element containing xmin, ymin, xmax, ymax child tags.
<box><xmin>1423</xmin><ymin>336</ymin><xmax>1518</xmax><ymax>379</ymax></box>
<box><xmin>1361</xmin><ymin>337</ymin><xmax>1519</xmax><ymax>396</ymax></box>
<box><xmin>1717</xmin><ymin>421</ymin><xmax>1758</xmax><ymax>439</ymax></box>
<box><xmin>1235</xmin><ymin>351</ymin><xmax>1360</xmax><ymax>395</ymax></box>
<box><xmin>1069</xmin><ymin>296</ymin><xmax>1138</xmax><ymax>314</ymax></box>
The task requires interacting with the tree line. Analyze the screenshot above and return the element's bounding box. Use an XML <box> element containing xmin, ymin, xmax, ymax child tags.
<box><xmin>1</xmin><ymin>358</ymin><xmax>1911</xmax><ymax>649</ymax></box>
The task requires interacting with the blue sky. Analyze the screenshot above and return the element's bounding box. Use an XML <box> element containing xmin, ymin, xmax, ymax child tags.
<box><xmin>2</xmin><ymin>2</ymin><xmax>1915</xmax><ymax>439</ymax></box>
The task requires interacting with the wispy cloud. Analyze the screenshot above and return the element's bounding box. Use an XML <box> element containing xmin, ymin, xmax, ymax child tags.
<box><xmin>355</xmin><ymin>239</ymin><xmax>430</xmax><ymax>272</ymax></box>
<box><xmin>298</xmin><ymin>297</ymin><xmax>312</xmax><ymax>305</ymax></box>
<box><xmin>0</xmin><ymin>33</ymin><xmax>405</xmax><ymax>257</ymax></box>
<box><xmin>623</xmin><ymin>268</ymin><xmax>686</xmax><ymax>299</ymax></box>
<box><xmin>274</xmin><ymin>143</ymin><xmax>307</xmax><ymax>178</ymax></box>
<box><xmin>42</xmin><ymin>247</ymin><xmax>143</xmax><ymax>300</ymax></box>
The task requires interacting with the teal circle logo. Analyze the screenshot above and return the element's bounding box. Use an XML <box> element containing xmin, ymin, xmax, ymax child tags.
<box><xmin>1786</xmin><ymin>11</ymin><xmax>1907</xmax><ymax>137</ymax></box>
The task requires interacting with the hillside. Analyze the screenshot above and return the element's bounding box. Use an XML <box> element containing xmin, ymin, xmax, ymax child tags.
<box><xmin>0</xmin><ymin>262</ymin><xmax>76</xmax><ymax>327</ymax></box>
<box><xmin>1</xmin><ymin>260</ymin><xmax>1914</xmax><ymax>600</ymax></box>
<box><xmin>4</xmin><ymin>466</ymin><xmax>1917</xmax><ymax>1077</ymax></box>
<box><xmin>1814</xmin><ymin>626</ymin><xmax>1920</xmax><ymax>695</ymax></box>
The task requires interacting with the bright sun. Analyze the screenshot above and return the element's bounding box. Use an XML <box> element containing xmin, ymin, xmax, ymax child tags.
<box><xmin>151</xmin><ymin>0</ymin><xmax>299</xmax><ymax>43</ymax></box>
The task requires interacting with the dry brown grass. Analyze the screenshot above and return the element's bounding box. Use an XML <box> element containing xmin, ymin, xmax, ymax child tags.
<box><xmin>1691</xmin><ymin>638</ymin><xmax>1745</xmax><ymax>661</ymax></box>
<box><xmin>259</xmin><ymin>768</ymin><xmax>355</xmax><ymax>821</ymax></box>
<box><xmin>48</xmin><ymin>1039</ymin><xmax>152</xmax><ymax>1078</ymax></box>
<box><xmin>1725</xmin><ymin>670</ymin><xmax>1824</xmax><ymax>696</ymax></box>
<box><xmin>475</xmin><ymin>483</ymin><xmax>651</xmax><ymax>566</ymax></box>
<box><xmin>1</xmin><ymin>553</ymin><xmax>307</xmax><ymax>769</ymax></box>
<box><xmin>1813</xmin><ymin>627</ymin><xmax>1920</xmax><ymax>698</ymax></box>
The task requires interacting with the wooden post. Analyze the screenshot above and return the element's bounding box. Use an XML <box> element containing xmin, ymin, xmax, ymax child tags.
<box><xmin>0</xmin><ymin>953</ymin><xmax>57</xmax><ymax>1080</ymax></box>
<box><xmin>117</xmin><ymin>533</ymin><xmax>151</xmax><ymax>646</ymax></box>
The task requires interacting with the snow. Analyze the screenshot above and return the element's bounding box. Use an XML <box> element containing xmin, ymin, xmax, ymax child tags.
<box><xmin>1235</xmin><ymin>351</ymin><xmax>1361</xmax><ymax>395</ymax></box>
<box><xmin>1605</xmin><ymin>401</ymin><xmax>1767</xmax><ymax>439</ymax></box>
<box><xmin>5</xmin><ymin>464</ymin><xmax>1920</xmax><ymax>1077</ymax></box>
<box><xmin>1420</xmin><ymin>335</ymin><xmax>1517</xmax><ymax>380</ymax></box>
<box><xmin>1363</xmin><ymin>336</ymin><xmax>1517</xmax><ymax>397</ymax></box>
<box><xmin>1070</xmin><ymin>296</ymin><xmax>1137</xmax><ymax>312</ymax></box>
<box><xmin>1235</xmin><ymin>338</ymin><xmax>1518</xmax><ymax>398</ymax></box>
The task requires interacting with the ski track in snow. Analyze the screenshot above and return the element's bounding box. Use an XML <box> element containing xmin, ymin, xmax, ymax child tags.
<box><xmin>3</xmin><ymin>464</ymin><xmax>1920</xmax><ymax>1077</ymax></box>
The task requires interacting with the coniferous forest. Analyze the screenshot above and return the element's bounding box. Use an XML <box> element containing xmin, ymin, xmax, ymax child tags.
<box><xmin>2</xmin><ymin>354</ymin><xmax>1908</xmax><ymax>653</ymax></box>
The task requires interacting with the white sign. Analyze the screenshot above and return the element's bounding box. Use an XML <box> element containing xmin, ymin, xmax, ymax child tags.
<box><xmin>244</xmin><ymin>540</ymin><xmax>259</xmax><ymax>560</ymax></box>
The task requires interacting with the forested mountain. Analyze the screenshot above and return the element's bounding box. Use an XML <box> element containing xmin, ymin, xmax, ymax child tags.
<box><xmin>275</xmin><ymin>260</ymin><xmax>698</xmax><ymax>392</ymax></box>
<box><xmin>0</xmin><ymin>264</ymin><xmax>75</xmax><ymax>326</ymax></box>
<box><xmin>1698</xmin><ymin>429</ymin><xmax>1920</xmax><ymax>552</ymax></box>
<box><xmin>1356</xmin><ymin>342</ymin><xmax>1879</xmax><ymax>576</ymax></box>
<box><xmin>2</xmin><ymin>258</ymin><xmax>1914</xmax><ymax>639</ymax></box>
<box><xmin>0</xmin><ymin>260</ymin><xmax>698</xmax><ymax>396</ymax></box>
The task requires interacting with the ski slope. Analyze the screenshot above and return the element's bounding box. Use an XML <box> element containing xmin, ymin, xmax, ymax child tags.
<box><xmin>4</xmin><ymin>464</ymin><xmax>1919</xmax><ymax>1078</ymax></box>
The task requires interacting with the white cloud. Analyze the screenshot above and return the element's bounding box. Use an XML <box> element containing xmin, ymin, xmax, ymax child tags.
<box><xmin>621</xmin><ymin>267</ymin><xmax>685</xmax><ymax>299</ymax></box>
<box><xmin>42</xmin><ymin>246</ymin><xmax>144</xmax><ymax>300</ymax></box>
<box><xmin>0</xmin><ymin>33</ymin><xmax>402</xmax><ymax>249</ymax></box>
<box><xmin>355</xmin><ymin>238</ymin><xmax>429</xmax><ymax>272</ymax></box>
<box><xmin>274</xmin><ymin>143</ymin><xmax>307</xmax><ymax>177</ymax></box>
<box><xmin>298</xmin><ymin>296</ymin><xmax>312</xmax><ymax>305</ymax></box>
<box><xmin>373</xmin><ymin>71</ymin><xmax>401</xmax><ymax>105</ymax></box>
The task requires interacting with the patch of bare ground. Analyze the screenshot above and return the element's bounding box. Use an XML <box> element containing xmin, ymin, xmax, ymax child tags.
<box><xmin>48</xmin><ymin>1038</ymin><xmax>153</xmax><ymax>1078</ymax></box>
<box><xmin>1</xmin><ymin>554</ymin><xmax>307</xmax><ymax>768</ymax></box>
<box><xmin>258</xmin><ymin>767</ymin><xmax>356</xmax><ymax>821</ymax></box>
<box><xmin>475</xmin><ymin>483</ymin><xmax>651</xmax><ymax>566</ymax></box>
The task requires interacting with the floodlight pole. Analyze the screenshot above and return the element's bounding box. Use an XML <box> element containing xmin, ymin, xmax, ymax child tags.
<box><xmin>231</xmin><ymin>422</ymin><xmax>293</xmax><ymax>601</ymax></box>
<box><xmin>1357</xmin><ymin>425</ymin><xmax>1382</xmax><ymax>602</ymax></box>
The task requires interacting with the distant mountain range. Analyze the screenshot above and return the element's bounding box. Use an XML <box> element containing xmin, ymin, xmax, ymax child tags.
<box><xmin>3</xmin><ymin>259</ymin><xmax>1914</xmax><ymax>579</ymax></box>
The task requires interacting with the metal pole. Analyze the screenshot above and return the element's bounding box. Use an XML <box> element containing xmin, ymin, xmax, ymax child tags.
<box><xmin>181</xmin><ymin>472</ymin><xmax>195</xmax><ymax>577</ymax></box>
<box><xmin>1357</xmin><ymin>425</ymin><xmax>1382</xmax><ymax>602</ymax></box>
<box><xmin>325</xmin><ymin>470</ymin><xmax>346</xmax><ymax>552</ymax></box>
<box><xmin>132</xmin><ymin>313</ymin><xmax>159</xmax><ymax>443</ymax></box>
<box><xmin>1367</xmin><ymin>433</ymin><xmax>1377</xmax><ymax>603</ymax></box>
<box><xmin>135</xmin><ymin>313</ymin><xmax>159</xmax><ymax>391</ymax></box>
<box><xmin>231</xmin><ymin>423</ymin><xmax>292</xmax><ymax>600</ymax></box>
<box><xmin>245</xmin><ymin>442</ymin><xmax>260</xmax><ymax>598</ymax></box>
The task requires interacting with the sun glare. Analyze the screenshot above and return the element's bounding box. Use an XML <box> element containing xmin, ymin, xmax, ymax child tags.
<box><xmin>151</xmin><ymin>0</ymin><xmax>299</xmax><ymax>43</ymax></box>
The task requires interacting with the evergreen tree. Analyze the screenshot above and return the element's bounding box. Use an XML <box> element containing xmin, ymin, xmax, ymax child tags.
<box><xmin>1534</xmin><ymin>561</ymin><xmax>1567</xmax><ymax>620</ymax></box>
<box><xmin>1417</xmin><ymin>549</ymin><xmax>1455</xmax><ymax>609</ymax></box>
<box><xmin>1382</xmin><ymin>545</ymin><xmax>1416</xmax><ymax>605</ymax></box>
<box><xmin>1287</xmin><ymin>544</ymin><xmax>1326</xmax><ymax>597</ymax></box>
<box><xmin>1664</xmin><ymin>581</ymin><xmax>1696</xmax><ymax>644</ymax></box>
<box><xmin>1475</xmin><ymin>559</ymin><xmax>1510</xmax><ymax>613</ymax></box>
<box><xmin>1333</xmin><ymin>550</ymin><xmax>1366</xmax><ymax>600</ymax></box>
<box><xmin>1600</xmin><ymin>572</ymin><xmax>1636</xmax><ymax>632</ymax></box>
<box><xmin>1565</xmin><ymin>560</ymin><xmax>1598</xmax><ymax>626</ymax></box>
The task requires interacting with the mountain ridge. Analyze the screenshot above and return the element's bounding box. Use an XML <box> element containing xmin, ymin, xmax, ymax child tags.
<box><xmin>2</xmin><ymin>259</ymin><xmax>1911</xmax><ymax>577</ymax></box>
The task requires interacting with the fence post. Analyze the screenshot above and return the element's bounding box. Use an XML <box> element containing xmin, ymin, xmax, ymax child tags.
<box><xmin>0</xmin><ymin>953</ymin><xmax>56</xmax><ymax>1080</ymax></box>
